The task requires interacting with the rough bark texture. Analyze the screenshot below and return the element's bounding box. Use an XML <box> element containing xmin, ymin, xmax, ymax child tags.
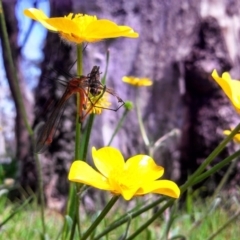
<box><xmin>14</xmin><ymin>0</ymin><xmax>240</xmax><ymax>210</ymax></box>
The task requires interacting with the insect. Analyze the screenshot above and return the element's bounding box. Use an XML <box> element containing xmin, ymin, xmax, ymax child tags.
<box><xmin>35</xmin><ymin>66</ymin><xmax>124</xmax><ymax>153</ymax></box>
<box><xmin>85</xmin><ymin>66</ymin><xmax>124</xmax><ymax>111</ymax></box>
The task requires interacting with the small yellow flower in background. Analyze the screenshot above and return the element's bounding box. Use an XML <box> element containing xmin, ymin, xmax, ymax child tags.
<box><xmin>24</xmin><ymin>8</ymin><xmax>139</xmax><ymax>44</ymax></box>
<box><xmin>212</xmin><ymin>69</ymin><xmax>240</xmax><ymax>113</ymax></box>
<box><xmin>122</xmin><ymin>76</ymin><xmax>153</xmax><ymax>87</ymax></box>
<box><xmin>223</xmin><ymin>129</ymin><xmax>240</xmax><ymax>143</ymax></box>
<box><xmin>86</xmin><ymin>92</ymin><xmax>111</xmax><ymax>115</ymax></box>
<box><xmin>69</xmin><ymin>146</ymin><xmax>180</xmax><ymax>201</ymax></box>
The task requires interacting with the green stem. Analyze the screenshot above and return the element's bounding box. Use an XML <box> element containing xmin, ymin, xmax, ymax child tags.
<box><xmin>211</xmin><ymin>154</ymin><xmax>237</xmax><ymax>200</ymax></box>
<box><xmin>66</xmin><ymin>44</ymin><xmax>83</xmax><ymax>240</ymax></box>
<box><xmin>180</xmin><ymin>122</ymin><xmax>240</xmax><ymax>193</ymax></box>
<box><xmin>107</xmin><ymin>108</ymin><xmax>129</xmax><ymax>146</ymax></box>
<box><xmin>0</xmin><ymin>0</ymin><xmax>33</xmax><ymax>136</ymax></box>
<box><xmin>81</xmin><ymin>195</ymin><xmax>119</xmax><ymax>240</ymax></box>
<box><xmin>75</xmin><ymin>94</ymin><xmax>82</xmax><ymax>159</ymax></box>
<box><xmin>102</xmin><ymin>50</ymin><xmax>110</xmax><ymax>85</ymax></box>
<box><xmin>126</xmin><ymin>200</ymin><xmax>174</xmax><ymax>240</ymax></box>
<box><xmin>34</xmin><ymin>152</ymin><xmax>46</xmax><ymax>236</ymax></box>
<box><xmin>75</xmin><ymin>44</ymin><xmax>83</xmax><ymax>159</ymax></box>
<box><xmin>149</xmin><ymin>128</ymin><xmax>180</xmax><ymax>156</ymax></box>
<box><xmin>81</xmin><ymin>114</ymin><xmax>95</xmax><ymax>160</ymax></box>
<box><xmin>192</xmin><ymin>149</ymin><xmax>240</xmax><ymax>186</ymax></box>
<box><xmin>135</xmin><ymin>89</ymin><xmax>150</xmax><ymax>147</ymax></box>
<box><xmin>94</xmin><ymin>197</ymin><xmax>166</xmax><ymax>239</ymax></box>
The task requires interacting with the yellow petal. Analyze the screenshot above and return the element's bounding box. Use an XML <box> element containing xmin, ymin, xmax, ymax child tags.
<box><xmin>138</xmin><ymin>180</ymin><xmax>180</xmax><ymax>198</ymax></box>
<box><xmin>92</xmin><ymin>147</ymin><xmax>125</xmax><ymax>178</ymax></box>
<box><xmin>122</xmin><ymin>76</ymin><xmax>153</xmax><ymax>87</ymax></box>
<box><xmin>68</xmin><ymin>161</ymin><xmax>112</xmax><ymax>190</ymax></box>
<box><xmin>45</xmin><ymin>18</ymin><xmax>81</xmax><ymax>34</ymax></box>
<box><xmin>85</xmin><ymin>20</ymin><xmax>139</xmax><ymax>40</ymax></box>
<box><xmin>118</xmin><ymin>26</ymin><xmax>139</xmax><ymax>38</ymax></box>
<box><xmin>223</xmin><ymin>129</ymin><xmax>240</xmax><ymax>143</ymax></box>
<box><xmin>23</xmin><ymin>8</ymin><xmax>57</xmax><ymax>31</ymax></box>
<box><xmin>121</xmin><ymin>188</ymin><xmax>138</xmax><ymax>201</ymax></box>
<box><xmin>86</xmin><ymin>92</ymin><xmax>111</xmax><ymax>114</ymax></box>
<box><xmin>125</xmin><ymin>155</ymin><xmax>164</xmax><ymax>182</ymax></box>
<box><xmin>212</xmin><ymin>70</ymin><xmax>240</xmax><ymax>111</ymax></box>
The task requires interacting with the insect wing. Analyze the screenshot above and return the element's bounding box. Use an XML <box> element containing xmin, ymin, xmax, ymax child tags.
<box><xmin>34</xmin><ymin>91</ymin><xmax>70</xmax><ymax>153</ymax></box>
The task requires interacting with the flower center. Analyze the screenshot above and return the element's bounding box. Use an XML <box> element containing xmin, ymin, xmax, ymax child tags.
<box><xmin>108</xmin><ymin>168</ymin><xmax>140</xmax><ymax>194</ymax></box>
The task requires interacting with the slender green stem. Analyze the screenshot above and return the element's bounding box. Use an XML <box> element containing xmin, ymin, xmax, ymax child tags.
<box><xmin>211</xmin><ymin>155</ymin><xmax>237</xmax><ymax>200</ymax></box>
<box><xmin>149</xmin><ymin>128</ymin><xmax>180</xmax><ymax>156</ymax></box>
<box><xmin>81</xmin><ymin>114</ymin><xmax>95</xmax><ymax>160</ymax></box>
<box><xmin>75</xmin><ymin>44</ymin><xmax>83</xmax><ymax>159</ymax></box>
<box><xmin>102</xmin><ymin>50</ymin><xmax>110</xmax><ymax>85</ymax></box>
<box><xmin>34</xmin><ymin>152</ymin><xmax>46</xmax><ymax>236</ymax></box>
<box><xmin>81</xmin><ymin>195</ymin><xmax>119</xmax><ymax>240</ymax></box>
<box><xmin>94</xmin><ymin>197</ymin><xmax>166</xmax><ymax>240</ymax></box>
<box><xmin>135</xmin><ymin>89</ymin><xmax>150</xmax><ymax>147</ymax></box>
<box><xmin>192</xmin><ymin>149</ymin><xmax>240</xmax><ymax>186</ymax></box>
<box><xmin>180</xmin><ymin>122</ymin><xmax>240</xmax><ymax>193</ymax></box>
<box><xmin>66</xmin><ymin>44</ymin><xmax>83</xmax><ymax>240</ymax></box>
<box><xmin>74</xmin><ymin>94</ymin><xmax>82</xmax><ymax>159</ymax></box>
<box><xmin>0</xmin><ymin>0</ymin><xmax>33</xmax><ymax>136</ymax></box>
<box><xmin>162</xmin><ymin>203</ymin><xmax>178</xmax><ymax>240</ymax></box>
<box><xmin>126</xmin><ymin>200</ymin><xmax>174</xmax><ymax>240</ymax></box>
<box><xmin>107</xmin><ymin>108</ymin><xmax>129</xmax><ymax>146</ymax></box>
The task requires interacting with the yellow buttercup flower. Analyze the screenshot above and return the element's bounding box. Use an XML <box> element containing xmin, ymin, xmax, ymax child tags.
<box><xmin>212</xmin><ymin>69</ymin><xmax>240</xmax><ymax>113</ymax></box>
<box><xmin>68</xmin><ymin>147</ymin><xmax>180</xmax><ymax>201</ymax></box>
<box><xmin>122</xmin><ymin>76</ymin><xmax>153</xmax><ymax>87</ymax></box>
<box><xmin>23</xmin><ymin>8</ymin><xmax>139</xmax><ymax>44</ymax></box>
<box><xmin>223</xmin><ymin>129</ymin><xmax>240</xmax><ymax>143</ymax></box>
<box><xmin>86</xmin><ymin>92</ymin><xmax>111</xmax><ymax>115</ymax></box>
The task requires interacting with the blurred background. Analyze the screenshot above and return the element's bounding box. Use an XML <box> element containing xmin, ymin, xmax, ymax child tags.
<box><xmin>1</xmin><ymin>0</ymin><xmax>240</xmax><ymax>212</ymax></box>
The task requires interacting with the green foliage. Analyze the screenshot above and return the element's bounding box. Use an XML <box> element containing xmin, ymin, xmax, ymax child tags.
<box><xmin>0</xmin><ymin>193</ymin><xmax>239</xmax><ymax>240</ymax></box>
<box><xmin>0</xmin><ymin>196</ymin><xmax>62</xmax><ymax>240</ymax></box>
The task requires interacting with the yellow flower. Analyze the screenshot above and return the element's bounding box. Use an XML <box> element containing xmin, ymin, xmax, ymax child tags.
<box><xmin>223</xmin><ymin>129</ymin><xmax>240</xmax><ymax>143</ymax></box>
<box><xmin>122</xmin><ymin>76</ymin><xmax>153</xmax><ymax>87</ymax></box>
<box><xmin>86</xmin><ymin>92</ymin><xmax>111</xmax><ymax>115</ymax></box>
<box><xmin>212</xmin><ymin>69</ymin><xmax>240</xmax><ymax>113</ymax></box>
<box><xmin>68</xmin><ymin>147</ymin><xmax>180</xmax><ymax>201</ymax></box>
<box><xmin>23</xmin><ymin>8</ymin><xmax>139</xmax><ymax>44</ymax></box>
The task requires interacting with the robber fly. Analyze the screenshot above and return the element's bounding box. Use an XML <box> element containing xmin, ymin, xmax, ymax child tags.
<box><xmin>35</xmin><ymin>66</ymin><xmax>124</xmax><ymax>153</ymax></box>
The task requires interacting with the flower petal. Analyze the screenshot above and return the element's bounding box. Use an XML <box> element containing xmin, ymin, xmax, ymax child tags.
<box><xmin>125</xmin><ymin>155</ymin><xmax>164</xmax><ymax>182</ymax></box>
<box><xmin>122</xmin><ymin>76</ymin><xmax>153</xmax><ymax>87</ymax></box>
<box><xmin>120</xmin><ymin>188</ymin><xmax>138</xmax><ymax>201</ymax></box>
<box><xmin>23</xmin><ymin>8</ymin><xmax>57</xmax><ymax>31</ymax></box>
<box><xmin>85</xmin><ymin>20</ymin><xmax>139</xmax><ymax>40</ymax></box>
<box><xmin>223</xmin><ymin>129</ymin><xmax>240</xmax><ymax>143</ymax></box>
<box><xmin>92</xmin><ymin>147</ymin><xmax>125</xmax><ymax>178</ymax></box>
<box><xmin>68</xmin><ymin>161</ymin><xmax>112</xmax><ymax>190</ymax></box>
<box><xmin>212</xmin><ymin>69</ymin><xmax>240</xmax><ymax>112</ymax></box>
<box><xmin>137</xmin><ymin>180</ymin><xmax>180</xmax><ymax>198</ymax></box>
<box><xmin>45</xmin><ymin>18</ymin><xmax>81</xmax><ymax>34</ymax></box>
